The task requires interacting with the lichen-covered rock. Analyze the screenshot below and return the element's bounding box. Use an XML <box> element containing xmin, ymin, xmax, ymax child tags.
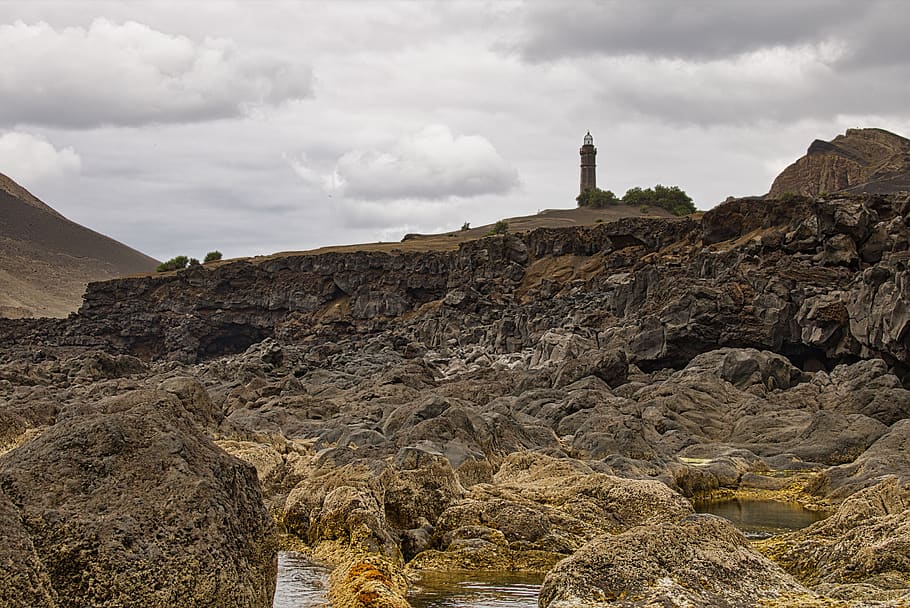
<box><xmin>539</xmin><ymin>514</ymin><xmax>808</xmax><ymax>608</ymax></box>
<box><xmin>0</xmin><ymin>389</ymin><xmax>277</xmax><ymax>608</ymax></box>
<box><xmin>759</xmin><ymin>477</ymin><xmax>910</xmax><ymax>586</ymax></box>
<box><xmin>382</xmin><ymin>446</ymin><xmax>465</xmax><ymax>530</ymax></box>
<box><xmin>329</xmin><ymin>555</ymin><xmax>410</xmax><ymax>608</ymax></box>
<box><xmin>0</xmin><ymin>488</ymin><xmax>57</xmax><ymax>608</ymax></box>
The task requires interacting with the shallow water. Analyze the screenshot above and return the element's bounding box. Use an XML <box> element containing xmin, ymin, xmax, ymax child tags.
<box><xmin>272</xmin><ymin>552</ymin><xmax>330</xmax><ymax>608</ymax></box>
<box><xmin>693</xmin><ymin>498</ymin><xmax>829</xmax><ymax>538</ymax></box>
<box><xmin>407</xmin><ymin>570</ymin><xmax>542</xmax><ymax>608</ymax></box>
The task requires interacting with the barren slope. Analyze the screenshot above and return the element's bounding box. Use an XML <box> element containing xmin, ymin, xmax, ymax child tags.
<box><xmin>258</xmin><ymin>203</ymin><xmax>679</xmax><ymax>260</ymax></box>
<box><xmin>0</xmin><ymin>173</ymin><xmax>157</xmax><ymax>318</ymax></box>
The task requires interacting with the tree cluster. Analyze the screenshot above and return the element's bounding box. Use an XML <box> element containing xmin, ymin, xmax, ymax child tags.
<box><xmin>156</xmin><ymin>250</ymin><xmax>223</xmax><ymax>272</ymax></box>
<box><xmin>577</xmin><ymin>184</ymin><xmax>696</xmax><ymax>216</ymax></box>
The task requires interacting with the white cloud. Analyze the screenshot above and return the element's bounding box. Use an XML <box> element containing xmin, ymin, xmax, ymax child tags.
<box><xmin>0</xmin><ymin>131</ymin><xmax>81</xmax><ymax>185</ymax></box>
<box><xmin>0</xmin><ymin>19</ymin><xmax>313</xmax><ymax>128</ymax></box>
<box><xmin>332</xmin><ymin>125</ymin><xmax>519</xmax><ymax>201</ymax></box>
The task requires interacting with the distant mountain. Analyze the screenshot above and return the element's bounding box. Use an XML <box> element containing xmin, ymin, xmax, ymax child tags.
<box><xmin>0</xmin><ymin>172</ymin><xmax>158</xmax><ymax>318</ymax></box>
<box><xmin>768</xmin><ymin>128</ymin><xmax>910</xmax><ymax>198</ymax></box>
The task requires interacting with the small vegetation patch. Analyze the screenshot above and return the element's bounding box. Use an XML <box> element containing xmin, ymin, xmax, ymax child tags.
<box><xmin>156</xmin><ymin>256</ymin><xmax>189</xmax><ymax>272</ymax></box>
<box><xmin>486</xmin><ymin>220</ymin><xmax>509</xmax><ymax>236</ymax></box>
<box><xmin>157</xmin><ymin>250</ymin><xmax>224</xmax><ymax>272</ymax></box>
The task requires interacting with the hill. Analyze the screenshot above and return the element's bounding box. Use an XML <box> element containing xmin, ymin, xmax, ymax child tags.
<box><xmin>259</xmin><ymin>203</ymin><xmax>679</xmax><ymax>260</ymax></box>
<box><xmin>768</xmin><ymin>127</ymin><xmax>910</xmax><ymax>197</ymax></box>
<box><xmin>0</xmin><ymin>172</ymin><xmax>158</xmax><ymax>318</ymax></box>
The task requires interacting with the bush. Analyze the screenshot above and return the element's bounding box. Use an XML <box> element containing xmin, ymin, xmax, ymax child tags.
<box><xmin>486</xmin><ymin>220</ymin><xmax>509</xmax><ymax>236</ymax></box>
<box><xmin>622</xmin><ymin>184</ymin><xmax>695</xmax><ymax>216</ymax></box>
<box><xmin>577</xmin><ymin>188</ymin><xmax>620</xmax><ymax>208</ymax></box>
<box><xmin>188</xmin><ymin>258</ymin><xmax>200</xmax><ymax>267</ymax></box>
<box><xmin>461</xmin><ymin>222</ymin><xmax>470</xmax><ymax>231</ymax></box>
<box><xmin>156</xmin><ymin>255</ymin><xmax>189</xmax><ymax>272</ymax></box>
<box><xmin>204</xmin><ymin>250</ymin><xmax>223</xmax><ymax>263</ymax></box>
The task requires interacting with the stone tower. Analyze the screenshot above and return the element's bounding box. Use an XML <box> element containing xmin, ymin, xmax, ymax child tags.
<box><xmin>579</xmin><ymin>131</ymin><xmax>597</xmax><ymax>194</ymax></box>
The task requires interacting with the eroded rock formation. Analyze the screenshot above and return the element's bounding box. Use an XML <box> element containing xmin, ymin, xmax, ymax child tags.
<box><xmin>769</xmin><ymin>128</ymin><xmax>910</xmax><ymax>197</ymax></box>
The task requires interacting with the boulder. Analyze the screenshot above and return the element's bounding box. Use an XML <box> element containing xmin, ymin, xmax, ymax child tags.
<box><xmin>382</xmin><ymin>446</ymin><xmax>465</xmax><ymax>530</ymax></box>
<box><xmin>0</xmin><ymin>389</ymin><xmax>277</xmax><ymax>608</ymax></box>
<box><xmin>539</xmin><ymin>514</ymin><xmax>808</xmax><ymax>608</ymax></box>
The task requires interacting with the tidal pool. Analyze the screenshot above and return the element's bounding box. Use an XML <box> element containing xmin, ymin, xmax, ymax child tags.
<box><xmin>693</xmin><ymin>498</ymin><xmax>829</xmax><ymax>538</ymax></box>
<box><xmin>407</xmin><ymin>570</ymin><xmax>543</xmax><ymax>608</ymax></box>
<box><xmin>272</xmin><ymin>552</ymin><xmax>330</xmax><ymax>608</ymax></box>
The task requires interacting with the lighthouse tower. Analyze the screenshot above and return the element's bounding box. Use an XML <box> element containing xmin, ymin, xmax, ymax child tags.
<box><xmin>579</xmin><ymin>131</ymin><xmax>597</xmax><ymax>195</ymax></box>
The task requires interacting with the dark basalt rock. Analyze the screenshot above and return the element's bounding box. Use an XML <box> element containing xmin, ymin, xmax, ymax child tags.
<box><xmin>4</xmin><ymin>193</ymin><xmax>910</xmax><ymax>383</ymax></box>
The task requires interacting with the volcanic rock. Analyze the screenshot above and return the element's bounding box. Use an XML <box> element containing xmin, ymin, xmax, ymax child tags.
<box><xmin>0</xmin><ymin>388</ymin><xmax>277</xmax><ymax>608</ymax></box>
<box><xmin>769</xmin><ymin>128</ymin><xmax>910</xmax><ymax>197</ymax></box>
<box><xmin>539</xmin><ymin>514</ymin><xmax>808</xmax><ymax>608</ymax></box>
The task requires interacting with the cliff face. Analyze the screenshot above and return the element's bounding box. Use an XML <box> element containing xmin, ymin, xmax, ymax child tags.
<box><xmin>5</xmin><ymin>193</ymin><xmax>910</xmax><ymax>383</ymax></box>
<box><xmin>768</xmin><ymin>128</ymin><xmax>910</xmax><ymax>197</ymax></box>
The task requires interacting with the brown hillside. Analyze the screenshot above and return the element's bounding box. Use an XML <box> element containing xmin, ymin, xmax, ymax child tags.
<box><xmin>255</xmin><ymin>204</ymin><xmax>679</xmax><ymax>260</ymax></box>
<box><xmin>0</xmin><ymin>172</ymin><xmax>158</xmax><ymax>318</ymax></box>
<box><xmin>768</xmin><ymin>128</ymin><xmax>910</xmax><ymax>197</ymax></box>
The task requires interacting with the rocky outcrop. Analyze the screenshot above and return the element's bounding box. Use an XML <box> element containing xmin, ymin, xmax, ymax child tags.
<box><xmin>6</xmin><ymin>192</ymin><xmax>910</xmax><ymax>386</ymax></box>
<box><xmin>769</xmin><ymin>128</ymin><xmax>910</xmax><ymax>197</ymax></box>
<box><xmin>0</xmin><ymin>387</ymin><xmax>277</xmax><ymax>608</ymax></box>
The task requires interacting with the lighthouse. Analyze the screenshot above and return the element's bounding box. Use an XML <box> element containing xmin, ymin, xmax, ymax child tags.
<box><xmin>579</xmin><ymin>131</ymin><xmax>597</xmax><ymax>195</ymax></box>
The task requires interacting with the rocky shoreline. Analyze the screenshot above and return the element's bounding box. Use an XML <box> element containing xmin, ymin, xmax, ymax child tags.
<box><xmin>2</xmin><ymin>193</ymin><xmax>910</xmax><ymax>607</ymax></box>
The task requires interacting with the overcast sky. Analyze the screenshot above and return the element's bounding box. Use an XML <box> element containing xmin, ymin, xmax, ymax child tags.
<box><xmin>1</xmin><ymin>1</ymin><xmax>909</xmax><ymax>261</ymax></box>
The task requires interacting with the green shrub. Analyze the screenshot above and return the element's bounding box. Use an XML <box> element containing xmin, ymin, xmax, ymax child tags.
<box><xmin>622</xmin><ymin>184</ymin><xmax>695</xmax><ymax>216</ymax></box>
<box><xmin>156</xmin><ymin>255</ymin><xmax>189</xmax><ymax>272</ymax></box>
<box><xmin>188</xmin><ymin>258</ymin><xmax>200</xmax><ymax>267</ymax></box>
<box><xmin>577</xmin><ymin>188</ymin><xmax>620</xmax><ymax>208</ymax></box>
<box><xmin>485</xmin><ymin>220</ymin><xmax>509</xmax><ymax>236</ymax></box>
<box><xmin>203</xmin><ymin>250</ymin><xmax>223</xmax><ymax>263</ymax></box>
<box><xmin>461</xmin><ymin>222</ymin><xmax>470</xmax><ymax>231</ymax></box>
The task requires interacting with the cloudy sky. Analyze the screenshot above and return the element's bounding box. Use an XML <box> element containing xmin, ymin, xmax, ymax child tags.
<box><xmin>1</xmin><ymin>1</ymin><xmax>909</xmax><ymax>260</ymax></box>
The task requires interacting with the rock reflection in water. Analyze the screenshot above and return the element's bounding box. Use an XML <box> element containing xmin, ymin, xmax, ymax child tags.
<box><xmin>694</xmin><ymin>498</ymin><xmax>829</xmax><ymax>539</ymax></box>
<box><xmin>408</xmin><ymin>570</ymin><xmax>542</xmax><ymax>608</ymax></box>
<box><xmin>272</xmin><ymin>552</ymin><xmax>330</xmax><ymax>608</ymax></box>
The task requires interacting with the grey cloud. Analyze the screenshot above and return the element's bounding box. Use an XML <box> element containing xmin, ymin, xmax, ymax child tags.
<box><xmin>519</xmin><ymin>1</ymin><xmax>894</xmax><ymax>62</ymax></box>
<box><xmin>0</xmin><ymin>19</ymin><xmax>313</xmax><ymax>129</ymax></box>
<box><xmin>589</xmin><ymin>55</ymin><xmax>910</xmax><ymax>127</ymax></box>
